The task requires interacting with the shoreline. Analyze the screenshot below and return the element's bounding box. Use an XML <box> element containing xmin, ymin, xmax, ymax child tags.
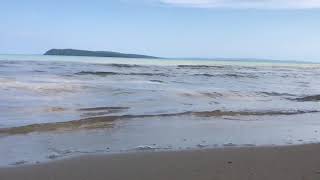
<box><xmin>1</xmin><ymin>143</ymin><xmax>320</xmax><ymax>180</ymax></box>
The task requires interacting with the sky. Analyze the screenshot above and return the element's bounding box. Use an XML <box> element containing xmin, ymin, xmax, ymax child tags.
<box><xmin>1</xmin><ymin>0</ymin><xmax>320</xmax><ymax>61</ymax></box>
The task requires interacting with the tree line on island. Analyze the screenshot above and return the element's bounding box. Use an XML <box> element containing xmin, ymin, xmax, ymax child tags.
<box><xmin>44</xmin><ymin>49</ymin><xmax>159</xmax><ymax>59</ymax></box>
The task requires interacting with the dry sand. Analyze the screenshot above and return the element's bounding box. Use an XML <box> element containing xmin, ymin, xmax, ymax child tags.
<box><xmin>1</xmin><ymin>144</ymin><xmax>320</xmax><ymax>180</ymax></box>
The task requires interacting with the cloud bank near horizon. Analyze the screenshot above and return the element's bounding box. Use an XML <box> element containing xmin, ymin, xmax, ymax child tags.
<box><xmin>157</xmin><ymin>0</ymin><xmax>320</xmax><ymax>9</ymax></box>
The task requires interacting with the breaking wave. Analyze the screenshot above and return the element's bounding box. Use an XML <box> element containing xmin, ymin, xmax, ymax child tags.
<box><xmin>0</xmin><ymin>109</ymin><xmax>318</xmax><ymax>135</ymax></box>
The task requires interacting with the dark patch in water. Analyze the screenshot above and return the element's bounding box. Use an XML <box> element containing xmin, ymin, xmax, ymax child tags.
<box><xmin>81</xmin><ymin>111</ymin><xmax>120</xmax><ymax>117</ymax></box>
<box><xmin>201</xmin><ymin>92</ymin><xmax>223</xmax><ymax>98</ymax></box>
<box><xmin>225</xmin><ymin>74</ymin><xmax>245</xmax><ymax>78</ymax></box>
<box><xmin>0</xmin><ymin>116</ymin><xmax>117</xmax><ymax>135</ymax></box>
<box><xmin>0</xmin><ymin>61</ymin><xmax>19</xmax><ymax>65</ymax></box>
<box><xmin>105</xmin><ymin>64</ymin><xmax>142</xmax><ymax>68</ymax></box>
<box><xmin>192</xmin><ymin>110</ymin><xmax>319</xmax><ymax>117</ymax></box>
<box><xmin>292</xmin><ymin>95</ymin><xmax>320</xmax><ymax>102</ymax></box>
<box><xmin>150</xmin><ymin>80</ymin><xmax>164</xmax><ymax>83</ymax></box>
<box><xmin>49</xmin><ymin>66</ymin><xmax>62</xmax><ymax>69</ymax></box>
<box><xmin>47</xmin><ymin>154</ymin><xmax>59</xmax><ymax>159</ymax></box>
<box><xmin>45</xmin><ymin>107</ymin><xmax>67</xmax><ymax>113</ymax></box>
<box><xmin>32</xmin><ymin>70</ymin><xmax>46</xmax><ymax>73</ymax></box>
<box><xmin>78</xmin><ymin>107</ymin><xmax>129</xmax><ymax>117</ymax></box>
<box><xmin>194</xmin><ymin>73</ymin><xmax>257</xmax><ymax>78</ymax></box>
<box><xmin>75</xmin><ymin>71</ymin><xmax>120</xmax><ymax>76</ymax></box>
<box><xmin>223</xmin><ymin>117</ymin><xmax>256</xmax><ymax>122</ymax></box>
<box><xmin>75</xmin><ymin>71</ymin><xmax>168</xmax><ymax>77</ymax></box>
<box><xmin>78</xmin><ymin>107</ymin><xmax>129</xmax><ymax>111</ymax></box>
<box><xmin>194</xmin><ymin>73</ymin><xmax>216</xmax><ymax>77</ymax></box>
<box><xmin>11</xmin><ymin>160</ymin><xmax>28</xmax><ymax>166</ymax></box>
<box><xmin>259</xmin><ymin>92</ymin><xmax>296</xmax><ymax>97</ymax></box>
<box><xmin>129</xmin><ymin>72</ymin><xmax>168</xmax><ymax>77</ymax></box>
<box><xmin>177</xmin><ymin>65</ymin><xmax>225</xmax><ymax>69</ymax></box>
<box><xmin>0</xmin><ymin>109</ymin><xmax>318</xmax><ymax>135</ymax></box>
<box><xmin>223</xmin><ymin>143</ymin><xmax>237</xmax><ymax>147</ymax></box>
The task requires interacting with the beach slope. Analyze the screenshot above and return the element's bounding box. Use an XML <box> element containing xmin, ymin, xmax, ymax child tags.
<box><xmin>1</xmin><ymin>144</ymin><xmax>320</xmax><ymax>180</ymax></box>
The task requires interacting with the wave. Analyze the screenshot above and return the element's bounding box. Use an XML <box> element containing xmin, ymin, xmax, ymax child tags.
<box><xmin>150</xmin><ymin>80</ymin><xmax>165</xmax><ymax>83</ymax></box>
<box><xmin>0</xmin><ymin>79</ymin><xmax>82</xmax><ymax>94</ymax></box>
<box><xmin>78</xmin><ymin>106</ymin><xmax>129</xmax><ymax>117</ymax></box>
<box><xmin>292</xmin><ymin>95</ymin><xmax>320</xmax><ymax>102</ymax></box>
<box><xmin>75</xmin><ymin>71</ymin><xmax>169</xmax><ymax>77</ymax></box>
<box><xmin>258</xmin><ymin>92</ymin><xmax>296</xmax><ymax>97</ymax></box>
<box><xmin>32</xmin><ymin>70</ymin><xmax>47</xmax><ymax>73</ymax></box>
<box><xmin>177</xmin><ymin>65</ymin><xmax>225</xmax><ymax>69</ymax></box>
<box><xmin>194</xmin><ymin>73</ymin><xmax>257</xmax><ymax>78</ymax></box>
<box><xmin>129</xmin><ymin>72</ymin><xmax>168</xmax><ymax>77</ymax></box>
<box><xmin>192</xmin><ymin>110</ymin><xmax>318</xmax><ymax>117</ymax></box>
<box><xmin>78</xmin><ymin>106</ymin><xmax>129</xmax><ymax>111</ymax></box>
<box><xmin>0</xmin><ymin>109</ymin><xmax>318</xmax><ymax>135</ymax></box>
<box><xmin>95</xmin><ymin>63</ymin><xmax>142</xmax><ymax>68</ymax></box>
<box><xmin>75</xmin><ymin>71</ymin><xmax>119</xmax><ymax>76</ymax></box>
<box><xmin>178</xmin><ymin>92</ymin><xmax>223</xmax><ymax>98</ymax></box>
<box><xmin>0</xmin><ymin>116</ymin><xmax>117</xmax><ymax>135</ymax></box>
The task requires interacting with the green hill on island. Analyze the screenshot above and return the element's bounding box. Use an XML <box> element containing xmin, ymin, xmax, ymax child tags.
<box><xmin>44</xmin><ymin>49</ymin><xmax>159</xmax><ymax>59</ymax></box>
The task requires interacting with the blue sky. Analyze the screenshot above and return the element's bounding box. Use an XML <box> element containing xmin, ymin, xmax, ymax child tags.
<box><xmin>1</xmin><ymin>0</ymin><xmax>320</xmax><ymax>61</ymax></box>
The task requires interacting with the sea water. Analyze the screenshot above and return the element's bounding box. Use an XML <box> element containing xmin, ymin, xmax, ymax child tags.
<box><xmin>0</xmin><ymin>54</ymin><xmax>320</xmax><ymax>166</ymax></box>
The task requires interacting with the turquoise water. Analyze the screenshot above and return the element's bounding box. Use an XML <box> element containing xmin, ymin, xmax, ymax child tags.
<box><xmin>0</xmin><ymin>54</ymin><xmax>318</xmax><ymax>66</ymax></box>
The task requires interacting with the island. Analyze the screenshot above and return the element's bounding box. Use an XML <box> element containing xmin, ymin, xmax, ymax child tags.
<box><xmin>44</xmin><ymin>49</ymin><xmax>159</xmax><ymax>59</ymax></box>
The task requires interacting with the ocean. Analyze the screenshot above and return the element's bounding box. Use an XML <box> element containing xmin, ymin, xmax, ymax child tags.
<box><xmin>0</xmin><ymin>54</ymin><xmax>320</xmax><ymax>166</ymax></box>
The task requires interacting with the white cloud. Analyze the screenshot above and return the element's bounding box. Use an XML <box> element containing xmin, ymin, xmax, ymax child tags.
<box><xmin>159</xmin><ymin>0</ymin><xmax>320</xmax><ymax>9</ymax></box>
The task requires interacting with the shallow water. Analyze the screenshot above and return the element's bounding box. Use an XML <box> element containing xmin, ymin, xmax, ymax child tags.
<box><xmin>0</xmin><ymin>55</ymin><xmax>320</xmax><ymax>166</ymax></box>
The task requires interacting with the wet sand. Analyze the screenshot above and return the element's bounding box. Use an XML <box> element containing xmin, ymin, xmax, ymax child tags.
<box><xmin>1</xmin><ymin>144</ymin><xmax>320</xmax><ymax>180</ymax></box>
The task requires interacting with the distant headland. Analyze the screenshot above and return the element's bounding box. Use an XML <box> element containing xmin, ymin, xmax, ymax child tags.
<box><xmin>44</xmin><ymin>49</ymin><xmax>159</xmax><ymax>59</ymax></box>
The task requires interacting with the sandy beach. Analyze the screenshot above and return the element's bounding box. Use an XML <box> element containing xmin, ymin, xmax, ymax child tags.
<box><xmin>2</xmin><ymin>0</ymin><xmax>320</xmax><ymax>179</ymax></box>
<box><xmin>1</xmin><ymin>144</ymin><xmax>320</xmax><ymax>180</ymax></box>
